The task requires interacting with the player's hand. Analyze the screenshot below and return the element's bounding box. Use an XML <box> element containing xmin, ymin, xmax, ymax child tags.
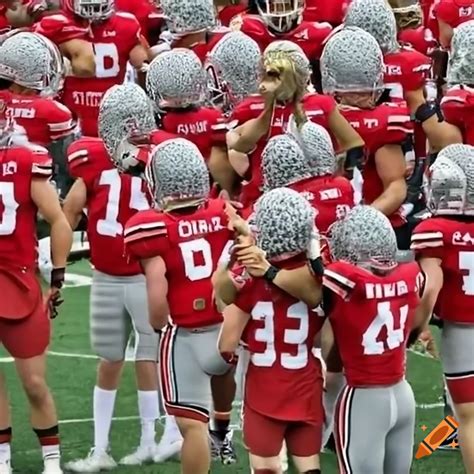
<box><xmin>45</xmin><ymin>267</ymin><xmax>65</xmax><ymax>319</ymax></box>
<box><xmin>236</xmin><ymin>245</ymin><xmax>271</xmax><ymax>277</ymax></box>
<box><xmin>218</xmin><ymin>189</ymin><xmax>243</xmax><ymax>210</ymax></box>
<box><xmin>225</xmin><ymin>202</ymin><xmax>249</xmax><ymax>235</ymax></box>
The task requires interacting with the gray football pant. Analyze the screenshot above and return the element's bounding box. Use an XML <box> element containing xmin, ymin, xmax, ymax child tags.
<box><xmin>334</xmin><ymin>379</ymin><xmax>415</xmax><ymax>474</ymax></box>
<box><xmin>90</xmin><ymin>270</ymin><xmax>159</xmax><ymax>362</ymax></box>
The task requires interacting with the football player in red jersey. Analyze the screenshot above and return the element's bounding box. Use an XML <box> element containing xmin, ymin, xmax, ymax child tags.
<box><xmin>261</xmin><ymin>130</ymin><xmax>355</xmax><ymax>233</ymax></box>
<box><xmin>219</xmin><ymin>188</ymin><xmax>325</xmax><ymax>474</ymax></box>
<box><xmin>230</xmin><ymin>0</ymin><xmax>333</xmax><ymax>89</ymax></box>
<box><xmin>441</xmin><ymin>21</ymin><xmax>474</xmax><ymax>145</ymax></box>
<box><xmin>0</xmin><ymin>31</ymin><xmax>76</xmax><ymax>195</ymax></box>
<box><xmin>63</xmin><ymin>84</ymin><xmax>181</xmax><ymax>471</ymax></box>
<box><xmin>433</xmin><ymin>0</ymin><xmax>474</xmax><ymax>47</ymax></box>
<box><xmin>303</xmin><ymin>0</ymin><xmax>350</xmax><ymax>26</ymax></box>
<box><xmin>145</xmin><ymin>48</ymin><xmax>233</xmax><ymax>192</ymax></box>
<box><xmin>323</xmin><ymin>205</ymin><xmax>424</xmax><ymax>474</ymax></box>
<box><xmin>228</xmin><ymin>41</ymin><xmax>364</xmax><ymax>210</ymax></box>
<box><xmin>124</xmin><ymin>138</ymin><xmax>236</xmax><ymax>474</ymax></box>
<box><xmin>157</xmin><ymin>0</ymin><xmax>229</xmax><ymax>63</ymax></box>
<box><xmin>320</xmin><ymin>27</ymin><xmax>418</xmax><ymax>249</ymax></box>
<box><xmin>0</xmin><ymin>101</ymin><xmax>73</xmax><ymax>474</ymax></box>
<box><xmin>51</xmin><ymin>0</ymin><xmax>149</xmax><ymax>136</ymax></box>
<box><xmin>215</xmin><ymin>0</ymin><xmax>248</xmax><ymax>25</ymax></box>
<box><xmin>411</xmin><ymin>149</ymin><xmax>474</xmax><ymax>473</ymax></box>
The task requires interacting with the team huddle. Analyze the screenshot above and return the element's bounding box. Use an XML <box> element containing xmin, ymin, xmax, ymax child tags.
<box><xmin>0</xmin><ymin>0</ymin><xmax>473</xmax><ymax>473</ymax></box>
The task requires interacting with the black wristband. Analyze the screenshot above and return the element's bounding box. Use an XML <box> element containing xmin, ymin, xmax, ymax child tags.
<box><xmin>414</xmin><ymin>102</ymin><xmax>444</xmax><ymax>123</ymax></box>
<box><xmin>345</xmin><ymin>146</ymin><xmax>365</xmax><ymax>172</ymax></box>
<box><xmin>263</xmin><ymin>265</ymin><xmax>280</xmax><ymax>283</ymax></box>
<box><xmin>50</xmin><ymin>267</ymin><xmax>66</xmax><ymax>289</ymax></box>
<box><xmin>308</xmin><ymin>257</ymin><xmax>325</xmax><ymax>276</ymax></box>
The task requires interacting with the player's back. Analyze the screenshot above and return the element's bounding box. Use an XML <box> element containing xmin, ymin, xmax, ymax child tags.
<box><xmin>0</xmin><ymin>144</ymin><xmax>51</xmax><ymax>268</ymax></box>
<box><xmin>289</xmin><ymin>175</ymin><xmax>355</xmax><ymax>234</ymax></box>
<box><xmin>441</xmin><ymin>85</ymin><xmax>474</xmax><ymax>145</ymax></box>
<box><xmin>68</xmin><ymin>137</ymin><xmax>149</xmax><ymax>276</ymax></box>
<box><xmin>235</xmin><ymin>274</ymin><xmax>325</xmax><ymax>420</ymax></box>
<box><xmin>412</xmin><ymin>216</ymin><xmax>474</xmax><ymax>323</ymax></box>
<box><xmin>324</xmin><ymin>260</ymin><xmax>422</xmax><ymax>387</ymax></box>
<box><xmin>283</xmin><ymin>20</ymin><xmax>333</xmax><ymax>61</ymax></box>
<box><xmin>125</xmin><ymin>198</ymin><xmax>233</xmax><ymax>328</ymax></box>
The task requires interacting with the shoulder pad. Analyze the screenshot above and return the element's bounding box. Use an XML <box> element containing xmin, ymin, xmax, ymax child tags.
<box><xmin>67</xmin><ymin>137</ymin><xmax>109</xmax><ymax>179</ymax></box>
<box><xmin>323</xmin><ymin>261</ymin><xmax>357</xmax><ymax>301</ymax></box>
<box><xmin>411</xmin><ymin>218</ymin><xmax>445</xmax><ymax>251</ymax></box>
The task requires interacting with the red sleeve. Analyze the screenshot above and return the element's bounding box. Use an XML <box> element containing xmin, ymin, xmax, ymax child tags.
<box><xmin>118</xmin><ymin>12</ymin><xmax>142</xmax><ymax>50</ymax></box>
<box><xmin>434</xmin><ymin>0</ymin><xmax>459</xmax><ymax>26</ymax></box>
<box><xmin>374</xmin><ymin>105</ymin><xmax>413</xmax><ymax>149</ymax></box>
<box><xmin>441</xmin><ymin>90</ymin><xmax>467</xmax><ymax>129</ymax></box>
<box><xmin>230</xmin><ymin>99</ymin><xmax>262</xmax><ymax>126</ymax></box>
<box><xmin>33</xmin><ymin>14</ymin><xmax>89</xmax><ymax>44</ymax></box>
<box><xmin>124</xmin><ymin>210</ymin><xmax>170</xmax><ymax>261</ymax></box>
<box><xmin>208</xmin><ymin>109</ymin><xmax>228</xmax><ymax>146</ymax></box>
<box><xmin>29</xmin><ymin>146</ymin><xmax>53</xmax><ymax>179</ymax></box>
<box><xmin>305</xmin><ymin>93</ymin><xmax>336</xmax><ymax>117</ymax></box>
<box><xmin>411</xmin><ymin>219</ymin><xmax>445</xmax><ymax>260</ymax></box>
<box><xmin>233</xmin><ymin>277</ymin><xmax>257</xmax><ymax>313</ymax></box>
<box><xmin>400</xmin><ymin>50</ymin><xmax>431</xmax><ymax>92</ymax></box>
<box><xmin>40</xmin><ymin>100</ymin><xmax>74</xmax><ymax>141</ymax></box>
<box><xmin>67</xmin><ymin>138</ymin><xmax>107</xmax><ymax>181</ymax></box>
<box><xmin>323</xmin><ymin>261</ymin><xmax>357</xmax><ymax>301</ymax></box>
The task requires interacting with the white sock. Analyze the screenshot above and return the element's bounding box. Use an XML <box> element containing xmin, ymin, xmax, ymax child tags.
<box><xmin>163</xmin><ymin>415</ymin><xmax>180</xmax><ymax>439</ymax></box>
<box><xmin>323</xmin><ymin>372</ymin><xmax>346</xmax><ymax>446</ymax></box>
<box><xmin>138</xmin><ymin>390</ymin><xmax>159</xmax><ymax>447</ymax></box>
<box><xmin>0</xmin><ymin>443</ymin><xmax>11</xmax><ymax>463</ymax></box>
<box><xmin>93</xmin><ymin>387</ymin><xmax>117</xmax><ymax>451</ymax></box>
<box><xmin>42</xmin><ymin>444</ymin><xmax>60</xmax><ymax>461</ymax></box>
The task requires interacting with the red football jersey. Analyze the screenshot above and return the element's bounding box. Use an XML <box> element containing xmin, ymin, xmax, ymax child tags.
<box><xmin>441</xmin><ymin>86</ymin><xmax>474</xmax><ymax>145</ymax></box>
<box><xmin>0</xmin><ymin>144</ymin><xmax>52</xmax><ymax>268</ymax></box>
<box><xmin>1</xmin><ymin>92</ymin><xmax>74</xmax><ymax>147</ymax></box>
<box><xmin>303</xmin><ymin>0</ymin><xmax>350</xmax><ymax>25</ymax></box>
<box><xmin>339</xmin><ymin>102</ymin><xmax>413</xmax><ymax>228</ymax></box>
<box><xmin>218</xmin><ymin>4</ymin><xmax>248</xmax><ymax>26</ymax></box>
<box><xmin>61</xmin><ymin>12</ymin><xmax>142</xmax><ymax>136</ymax></box>
<box><xmin>231</xmin><ymin>93</ymin><xmax>336</xmax><ymax>207</ymax></box>
<box><xmin>233</xmin><ymin>14</ymin><xmax>332</xmax><ymax>61</ymax></box>
<box><xmin>160</xmin><ymin>107</ymin><xmax>227</xmax><ymax>160</ymax></box>
<box><xmin>397</xmin><ymin>26</ymin><xmax>437</xmax><ymax>56</ymax></box>
<box><xmin>434</xmin><ymin>0</ymin><xmax>474</xmax><ymax>30</ymax></box>
<box><xmin>115</xmin><ymin>0</ymin><xmax>161</xmax><ymax>42</ymax></box>
<box><xmin>289</xmin><ymin>175</ymin><xmax>355</xmax><ymax>234</ymax></box>
<box><xmin>235</xmin><ymin>276</ymin><xmax>325</xmax><ymax>421</ymax></box>
<box><xmin>186</xmin><ymin>30</ymin><xmax>229</xmax><ymax>64</ymax></box>
<box><xmin>324</xmin><ymin>260</ymin><xmax>423</xmax><ymax>386</ymax></box>
<box><xmin>411</xmin><ymin>217</ymin><xmax>474</xmax><ymax>324</ymax></box>
<box><xmin>67</xmin><ymin>137</ymin><xmax>149</xmax><ymax>276</ymax></box>
<box><xmin>33</xmin><ymin>12</ymin><xmax>89</xmax><ymax>44</ymax></box>
<box><xmin>124</xmin><ymin>199</ymin><xmax>234</xmax><ymax>328</ymax></box>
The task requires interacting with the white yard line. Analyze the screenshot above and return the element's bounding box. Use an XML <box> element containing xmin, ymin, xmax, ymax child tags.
<box><xmin>47</xmin><ymin>351</ymin><xmax>98</xmax><ymax>360</ymax></box>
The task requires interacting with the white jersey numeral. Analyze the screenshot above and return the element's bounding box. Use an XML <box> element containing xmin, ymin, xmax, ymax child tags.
<box><xmin>251</xmin><ymin>301</ymin><xmax>310</xmax><ymax>370</ymax></box>
<box><xmin>362</xmin><ymin>302</ymin><xmax>409</xmax><ymax>355</ymax></box>
<box><xmin>179</xmin><ymin>238</ymin><xmax>233</xmax><ymax>282</ymax></box>
<box><xmin>0</xmin><ymin>182</ymin><xmax>19</xmax><ymax>236</ymax></box>
<box><xmin>94</xmin><ymin>43</ymin><xmax>120</xmax><ymax>79</ymax></box>
<box><xmin>97</xmin><ymin>169</ymin><xmax>148</xmax><ymax>237</ymax></box>
<box><xmin>459</xmin><ymin>251</ymin><xmax>474</xmax><ymax>295</ymax></box>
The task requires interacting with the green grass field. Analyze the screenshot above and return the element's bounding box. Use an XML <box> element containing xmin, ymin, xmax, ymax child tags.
<box><xmin>0</xmin><ymin>261</ymin><xmax>466</xmax><ymax>473</ymax></box>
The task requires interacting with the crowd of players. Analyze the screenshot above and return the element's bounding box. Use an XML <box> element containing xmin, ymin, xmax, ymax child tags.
<box><xmin>0</xmin><ymin>0</ymin><xmax>474</xmax><ymax>473</ymax></box>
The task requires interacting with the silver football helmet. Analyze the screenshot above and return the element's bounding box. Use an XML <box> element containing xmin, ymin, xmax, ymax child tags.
<box><xmin>437</xmin><ymin>143</ymin><xmax>474</xmax><ymax>169</ymax></box>
<box><xmin>447</xmin><ymin>20</ymin><xmax>474</xmax><ymax>86</ymax></box>
<box><xmin>261</xmin><ymin>134</ymin><xmax>312</xmax><ymax>191</ymax></box>
<box><xmin>321</xmin><ymin>26</ymin><xmax>385</xmax><ymax>97</ymax></box>
<box><xmin>329</xmin><ymin>205</ymin><xmax>398</xmax><ymax>270</ymax></box>
<box><xmin>344</xmin><ymin>0</ymin><xmax>399</xmax><ymax>54</ymax></box>
<box><xmin>256</xmin><ymin>0</ymin><xmax>305</xmax><ymax>33</ymax></box>
<box><xmin>160</xmin><ymin>0</ymin><xmax>217</xmax><ymax>35</ymax></box>
<box><xmin>206</xmin><ymin>32</ymin><xmax>262</xmax><ymax>112</ymax></box>
<box><xmin>98</xmin><ymin>83</ymin><xmax>156</xmax><ymax>171</ymax></box>
<box><xmin>64</xmin><ymin>0</ymin><xmax>115</xmax><ymax>21</ymax></box>
<box><xmin>254</xmin><ymin>187</ymin><xmax>315</xmax><ymax>261</ymax></box>
<box><xmin>426</xmin><ymin>156</ymin><xmax>467</xmax><ymax>215</ymax></box>
<box><xmin>146</xmin><ymin>49</ymin><xmax>208</xmax><ymax>109</ymax></box>
<box><xmin>0</xmin><ymin>31</ymin><xmax>64</xmax><ymax>97</ymax></box>
<box><xmin>145</xmin><ymin>138</ymin><xmax>211</xmax><ymax>210</ymax></box>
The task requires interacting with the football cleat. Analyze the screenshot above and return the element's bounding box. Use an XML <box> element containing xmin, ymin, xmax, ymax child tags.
<box><xmin>0</xmin><ymin>460</ymin><xmax>12</xmax><ymax>474</ymax></box>
<box><xmin>153</xmin><ymin>437</ymin><xmax>182</xmax><ymax>463</ymax></box>
<box><xmin>209</xmin><ymin>430</ymin><xmax>237</xmax><ymax>465</ymax></box>
<box><xmin>119</xmin><ymin>444</ymin><xmax>157</xmax><ymax>465</ymax></box>
<box><xmin>64</xmin><ymin>448</ymin><xmax>116</xmax><ymax>472</ymax></box>
<box><xmin>42</xmin><ymin>457</ymin><xmax>63</xmax><ymax>474</ymax></box>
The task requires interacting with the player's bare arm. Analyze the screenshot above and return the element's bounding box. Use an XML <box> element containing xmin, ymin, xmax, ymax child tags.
<box><xmin>328</xmin><ymin>107</ymin><xmax>365</xmax><ymax>152</ymax></box>
<box><xmin>438</xmin><ymin>18</ymin><xmax>454</xmax><ymax>49</ymax></box>
<box><xmin>140</xmin><ymin>255</ymin><xmax>169</xmax><ymax>331</ymax></box>
<box><xmin>413</xmin><ymin>257</ymin><xmax>443</xmax><ymax>329</ymax></box>
<box><xmin>59</xmin><ymin>39</ymin><xmax>96</xmax><ymax>77</ymax></box>
<box><xmin>219</xmin><ymin>304</ymin><xmax>250</xmax><ymax>357</ymax></box>
<box><xmin>209</xmin><ymin>145</ymin><xmax>237</xmax><ymax>195</ymax></box>
<box><xmin>62</xmin><ymin>178</ymin><xmax>87</xmax><ymax>230</ymax></box>
<box><xmin>405</xmin><ymin>88</ymin><xmax>462</xmax><ymax>150</ymax></box>
<box><xmin>372</xmin><ymin>144</ymin><xmax>407</xmax><ymax>216</ymax></box>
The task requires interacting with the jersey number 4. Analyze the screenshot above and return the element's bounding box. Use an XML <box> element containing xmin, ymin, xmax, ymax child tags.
<box><xmin>0</xmin><ymin>182</ymin><xmax>19</xmax><ymax>236</ymax></box>
<box><xmin>97</xmin><ymin>169</ymin><xmax>148</xmax><ymax>237</ymax></box>
<box><xmin>251</xmin><ymin>301</ymin><xmax>311</xmax><ymax>370</ymax></box>
<box><xmin>362</xmin><ymin>302</ymin><xmax>409</xmax><ymax>355</ymax></box>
